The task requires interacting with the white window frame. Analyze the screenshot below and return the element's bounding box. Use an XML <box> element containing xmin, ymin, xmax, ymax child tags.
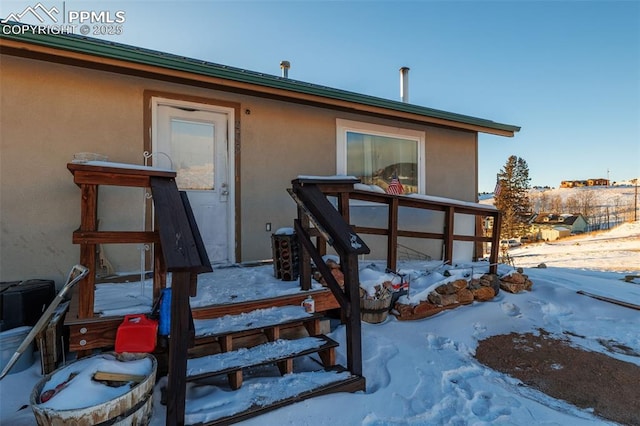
<box><xmin>336</xmin><ymin>119</ymin><xmax>426</xmax><ymax>193</ymax></box>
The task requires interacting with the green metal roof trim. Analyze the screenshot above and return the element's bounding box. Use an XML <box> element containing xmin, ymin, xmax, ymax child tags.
<box><xmin>1</xmin><ymin>24</ymin><xmax>520</xmax><ymax>134</ymax></box>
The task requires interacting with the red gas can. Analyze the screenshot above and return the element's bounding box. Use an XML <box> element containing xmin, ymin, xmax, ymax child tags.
<box><xmin>115</xmin><ymin>314</ymin><xmax>158</xmax><ymax>353</ymax></box>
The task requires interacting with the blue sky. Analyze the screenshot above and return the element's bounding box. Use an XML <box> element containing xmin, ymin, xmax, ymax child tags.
<box><xmin>3</xmin><ymin>0</ymin><xmax>639</xmax><ymax>192</ymax></box>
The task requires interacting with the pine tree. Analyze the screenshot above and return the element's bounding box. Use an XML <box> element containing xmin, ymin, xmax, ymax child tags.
<box><xmin>494</xmin><ymin>155</ymin><xmax>532</xmax><ymax>239</ymax></box>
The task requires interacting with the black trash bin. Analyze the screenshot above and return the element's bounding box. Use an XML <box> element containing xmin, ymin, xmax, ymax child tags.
<box><xmin>0</xmin><ymin>279</ymin><xmax>55</xmax><ymax>331</ymax></box>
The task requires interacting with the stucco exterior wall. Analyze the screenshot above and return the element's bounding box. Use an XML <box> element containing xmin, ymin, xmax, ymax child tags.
<box><xmin>0</xmin><ymin>53</ymin><xmax>479</xmax><ymax>284</ymax></box>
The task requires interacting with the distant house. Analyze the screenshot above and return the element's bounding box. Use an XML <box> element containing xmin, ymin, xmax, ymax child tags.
<box><xmin>530</xmin><ymin>213</ymin><xmax>588</xmax><ymax>240</ymax></box>
<box><xmin>560</xmin><ymin>179</ymin><xmax>609</xmax><ymax>188</ymax></box>
<box><xmin>0</xmin><ymin>26</ymin><xmax>519</xmax><ymax>283</ymax></box>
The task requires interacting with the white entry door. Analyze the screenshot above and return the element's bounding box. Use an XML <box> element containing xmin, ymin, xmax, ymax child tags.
<box><xmin>154</xmin><ymin>103</ymin><xmax>233</xmax><ymax>265</ymax></box>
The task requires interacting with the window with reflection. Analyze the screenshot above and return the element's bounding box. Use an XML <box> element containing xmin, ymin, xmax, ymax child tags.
<box><xmin>337</xmin><ymin>120</ymin><xmax>424</xmax><ymax>194</ymax></box>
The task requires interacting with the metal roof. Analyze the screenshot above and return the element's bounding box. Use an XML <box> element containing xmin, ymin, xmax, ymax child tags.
<box><xmin>0</xmin><ymin>24</ymin><xmax>520</xmax><ymax>135</ymax></box>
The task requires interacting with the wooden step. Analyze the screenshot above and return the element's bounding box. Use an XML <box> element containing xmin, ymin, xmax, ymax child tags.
<box><xmin>186</xmin><ymin>335</ymin><xmax>338</xmax><ymax>389</ymax></box>
<box><xmin>193</xmin><ymin>305</ymin><xmax>324</xmax><ymax>352</ymax></box>
<box><xmin>184</xmin><ymin>370</ymin><xmax>366</xmax><ymax>426</ymax></box>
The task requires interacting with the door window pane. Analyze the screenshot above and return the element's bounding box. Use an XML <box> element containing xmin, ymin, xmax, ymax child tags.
<box><xmin>170</xmin><ymin>119</ymin><xmax>214</xmax><ymax>190</ymax></box>
<box><xmin>346</xmin><ymin>131</ymin><xmax>418</xmax><ymax>194</ymax></box>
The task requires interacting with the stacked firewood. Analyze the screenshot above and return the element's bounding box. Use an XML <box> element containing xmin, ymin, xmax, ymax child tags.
<box><xmin>359</xmin><ymin>281</ymin><xmax>392</xmax><ymax>301</ymax></box>
<box><xmin>395</xmin><ymin>271</ymin><xmax>533</xmax><ymax>321</ymax></box>
<box><xmin>313</xmin><ymin>259</ymin><xmax>344</xmax><ymax>289</ymax></box>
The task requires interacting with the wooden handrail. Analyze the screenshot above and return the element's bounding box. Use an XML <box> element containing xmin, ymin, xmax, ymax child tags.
<box><xmin>149</xmin><ymin>177</ymin><xmax>212</xmax><ymax>426</ymax></box>
<box><xmin>290</xmin><ymin>178</ymin><xmax>368</xmax><ymax>378</ymax></box>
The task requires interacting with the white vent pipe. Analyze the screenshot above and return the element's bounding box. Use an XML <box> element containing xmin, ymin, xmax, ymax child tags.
<box><xmin>400</xmin><ymin>66</ymin><xmax>410</xmax><ymax>103</ymax></box>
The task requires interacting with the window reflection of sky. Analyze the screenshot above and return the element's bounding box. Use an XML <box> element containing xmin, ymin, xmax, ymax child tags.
<box><xmin>170</xmin><ymin>119</ymin><xmax>215</xmax><ymax>190</ymax></box>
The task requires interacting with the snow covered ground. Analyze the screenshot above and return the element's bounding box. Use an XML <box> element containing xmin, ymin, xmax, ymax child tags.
<box><xmin>1</xmin><ymin>222</ymin><xmax>639</xmax><ymax>425</ymax></box>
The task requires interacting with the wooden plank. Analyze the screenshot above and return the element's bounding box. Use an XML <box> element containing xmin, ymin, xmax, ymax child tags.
<box><xmin>387</xmin><ymin>197</ymin><xmax>399</xmax><ymax>271</ymax></box>
<box><xmin>202</xmin><ymin>376</ymin><xmax>366</xmax><ymax>426</ymax></box>
<box><xmin>303</xmin><ymin>318</ymin><xmax>321</xmax><ymax>336</ymax></box>
<box><xmin>490</xmin><ymin>213</ymin><xmax>502</xmax><ymax>274</ymax></box>
<box><xmin>65</xmin><ymin>291</ymin><xmax>340</xmax><ymax>352</ymax></box>
<box><xmin>443</xmin><ymin>206</ymin><xmax>455</xmax><ymax>266</ymax></box>
<box><xmin>265</xmin><ymin>326</ymin><xmax>280</xmax><ymax>342</ymax></box>
<box><xmin>349</xmin><ymin>190</ymin><xmax>499</xmax><ymax>215</ymax></box>
<box><xmin>153</xmin><ymin>242</ymin><xmax>167</xmax><ymax>302</ymax></box>
<box><xmin>93</xmin><ymin>371</ymin><xmax>146</xmax><ymax>383</ymax></box>
<box><xmin>219</xmin><ymin>335</ymin><xmax>233</xmax><ymax>352</ymax></box>
<box><xmin>73</xmin><ymin>230</ymin><xmax>159</xmax><ymax>244</ymax></box>
<box><xmin>295</xmin><ymin>219</ymin><xmax>350</xmax><ymax>311</ymax></box>
<box><xmin>71</xmin><ymin>171</ymin><xmax>155</xmax><ymax>188</ymax></box>
<box><xmin>67</xmin><ymin>318</ymin><xmax>120</xmax><ymax>351</ymax></box>
<box><xmin>293</xmin><ymin>177</ymin><xmax>359</xmax><ymax>186</ymax></box>
<box><xmin>298</xmin><ymin>207</ymin><xmax>312</xmax><ymax>291</ymax></box>
<box><xmin>577</xmin><ymin>291</ymin><xmax>640</xmax><ymax>310</ymax></box>
<box><xmin>277</xmin><ymin>358</ymin><xmax>294</xmax><ymax>375</ymax></box>
<box><xmin>228</xmin><ymin>370</ymin><xmax>243</xmax><ymax>390</ymax></box>
<box><xmin>337</xmin><ymin>192</ymin><xmax>351</xmax><ymax>224</ymax></box>
<box><xmin>166</xmin><ymin>271</ymin><xmax>192</xmax><ymax>426</ymax></box>
<box><xmin>186</xmin><ymin>336</ymin><xmax>339</xmax><ymax>382</ymax></box>
<box><xmin>150</xmin><ymin>177</ymin><xmax>209</xmax><ymax>272</ymax></box>
<box><xmin>193</xmin><ymin>290</ymin><xmax>339</xmax><ymax>320</ymax></box>
<box><xmin>78</xmin><ymin>183</ymin><xmax>98</xmax><ymax>319</ymax></box>
<box><xmin>318</xmin><ymin>347</ymin><xmax>336</xmax><ymax>367</ymax></box>
<box><xmin>37</xmin><ymin>301</ymin><xmax>69</xmax><ymax>374</ymax></box>
<box><xmin>179</xmin><ymin>191</ymin><xmax>213</xmax><ymax>275</ymax></box>
<box><xmin>341</xmin><ymin>255</ymin><xmax>363</xmax><ymax>377</ymax></box>
<box><xmin>67</xmin><ymin>162</ymin><xmax>176</xmax><ymax>189</ymax></box>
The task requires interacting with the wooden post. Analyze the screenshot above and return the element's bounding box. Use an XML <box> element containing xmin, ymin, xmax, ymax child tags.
<box><xmin>297</xmin><ymin>210</ymin><xmax>312</xmax><ymax>291</ymax></box>
<box><xmin>489</xmin><ymin>213</ymin><xmax>502</xmax><ymax>274</ymax></box>
<box><xmin>341</xmin><ymin>254</ymin><xmax>362</xmax><ymax>377</ymax></box>
<box><xmin>387</xmin><ymin>197</ymin><xmax>399</xmax><ymax>272</ymax></box>
<box><xmin>165</xmin><ymin>271</ymin><xmax>191</xmax><ymax>426</ymax></box>
<box><xmin>443</xmin><ymin>206</ymin><xmax>455</xmax><ymax>265</ymax></box>
<box><xmin>78</xmin><ymin>184</ymin><xmax>98</xmax><ymax>319</ymax></box>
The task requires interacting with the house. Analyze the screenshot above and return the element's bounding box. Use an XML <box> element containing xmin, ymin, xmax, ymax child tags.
<box><xmin>0</xmin><ymin>26</ymin><xmax>520</xmax><ymax>284</ymax></box>
<box><xmin>530</xmin><ymin>213</ymin><xmax>588</xmax><ymax>240</ymax></box>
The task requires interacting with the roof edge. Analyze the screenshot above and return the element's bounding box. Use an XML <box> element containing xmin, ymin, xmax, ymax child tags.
<box><xmin>0</xmin><ymin>24</ymin><xmax>521</xmax><ymax>135</ymax></box>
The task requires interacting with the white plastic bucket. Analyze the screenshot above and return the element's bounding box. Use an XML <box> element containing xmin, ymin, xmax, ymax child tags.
<box><xmin>0</xmin><ymin>326</ymin><xmax>34</xmax><ymax>375</ymax></box>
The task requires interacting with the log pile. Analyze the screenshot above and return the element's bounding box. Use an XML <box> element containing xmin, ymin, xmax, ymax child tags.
<box><xmin>311</xmin><ymin>258</ymin><xmax>534</xmax><ymax>322</ymax></box>
<box><xmin>394</xmin><ymin>269</ymin><xmax>533</xmax><ymax>321</ymax></box>
<box><xmin>313</xmin><ymin>259</ymin><xmax>345</xmax><ymax>289</ymax></box>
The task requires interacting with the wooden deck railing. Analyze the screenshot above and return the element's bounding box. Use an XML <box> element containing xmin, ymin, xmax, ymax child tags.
<box><xmin>296</xmin><ymin>181</ymin><xmax>502</xmax><ymax>275</ymax></box>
